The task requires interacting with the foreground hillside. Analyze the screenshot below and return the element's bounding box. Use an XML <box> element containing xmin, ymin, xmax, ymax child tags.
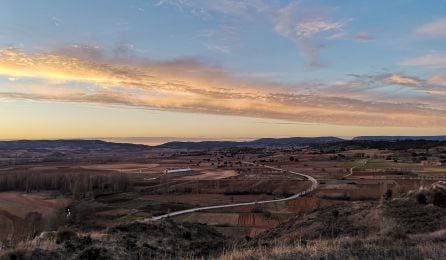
<box><xmin>2</xmin><ymin>191</ymin><xmax>446</xmax><ymax>259</ymax></box>
<box><xmin>220</xmin><ymin>185</ymin><xmax>446</xmax><ymax>259</ymax></box>
<box><xmin>1</xmin><ymin>220</ymin><xmax>226</xmax><ymax>259</ymax></box>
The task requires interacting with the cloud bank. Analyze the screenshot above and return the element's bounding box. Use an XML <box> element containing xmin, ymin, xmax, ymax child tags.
<box><xmin>0</xmin><ymin>46</ymin><xmax>446</xmax><ymax>128</ymax></box>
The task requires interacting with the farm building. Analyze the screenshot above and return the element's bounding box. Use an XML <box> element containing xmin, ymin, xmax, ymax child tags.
<box><xmin>163</xmin><ymin>168</ymin><xmax>192</xmax><ymax>174</ymax></box>
<box><xmin>421</xmin><ymin>160</ymin><xmax>443</xmax><ymax>166</ymax></box>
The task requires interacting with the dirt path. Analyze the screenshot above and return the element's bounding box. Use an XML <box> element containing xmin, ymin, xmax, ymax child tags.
<box><xmin>342</xmin><ymin>159</ymin><xmax>368</xmax><ymax>179</ymax></box>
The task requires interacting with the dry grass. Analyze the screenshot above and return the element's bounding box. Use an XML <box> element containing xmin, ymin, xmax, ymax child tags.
<box><xmin>0</xmin><ymin>234</ymin><xmax>57</xmax><ymax>256</ymax></box>
<box><xmin>217</xmin><ymin>237</ymin><xmax>446</xmax><ymax>260</ymax></box>
<box><xmin>409</xmin><ymin>229</ymin><xmax>446</xmax><ymax>242</ymax></box>
<box><xmin>14</xmin><ymin>238</ymin><xmax>56</xmax><ymax>252</ymax></box>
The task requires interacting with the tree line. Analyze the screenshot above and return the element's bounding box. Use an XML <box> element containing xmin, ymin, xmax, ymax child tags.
<box><xmin>0</xmin><ymin>170</ymin><xmax>131</xmax><ymax>198</ymax></box>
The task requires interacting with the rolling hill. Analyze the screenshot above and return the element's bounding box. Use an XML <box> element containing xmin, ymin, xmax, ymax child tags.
<box><xmin>157</xmin><ymin>136</ymin><xmax>344</xmax><ymax>149</ymax></box>
<box><xmin>353</xmin><ymin>136</ymin><xmax>446</xmax><ymax>141</ymax></box>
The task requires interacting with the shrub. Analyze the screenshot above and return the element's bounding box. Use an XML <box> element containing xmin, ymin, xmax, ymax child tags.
<box><xmin>251</xmin><ymin>206</ymin><xmax>264</xmax><ymax>213</ymax></box>
<box><xmin>263</xmin><ymin>211</ymin><xmax>272</xmax><ymax>218</ymax></box>
<box><xmin>56</xmin><ymin>228</ymin><xmax>78</xmax><ymax>244</ymax></box>
<box><xmin>332</xmin><ymin>209</ymin><xmax>340</xmax><ymax>218</ymax></box>
<box><xmin>384</xmin><ymin>189</ymin><xmax>393</xmax><ymax>201</ymax></box>
<box><xmin>416</xmin><ymin>193</ymin><xmax>427</xmax><ymax>205</ymax></box>
<box><xmin>432</xmin><ymin>191</ymin><xmax>446</xmax><ymax>207</ymax></box>
<box><xmin>78</xmin><ymin>247</ymin><xmax>111</xmax><ymax>260</ymax></box>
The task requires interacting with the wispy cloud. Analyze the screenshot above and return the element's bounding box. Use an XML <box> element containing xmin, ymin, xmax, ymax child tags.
<box><xmin>294</xmin><ymin>18</ymin><xmax>343</xmax><ymax>38</ymax></box>
<box><xmin>203</xmin><ymin>43</ymin><xmax>232</xmax><ymax>54</ymax></box>
<box><xmin>342</xmin><ymin>73</ymin><xmax>446</xmax><ymax>97</ymax></box>
<box><xmin>417</xmin><ymin>17</ymin><xmax>446</xmax><ymax>37</ymax></box>
<box><xmin>429</xmin><ymin>74</ymin><xmax>446</xmax><ymax>84</ymax></box>
<box><xmin>1</xmin><ymin>46</ymin><xmax>446</xmax><ymax>128</ymax></box>
<box><xmin>158</xmin><ymin>1</ymin><xmax>368</xmax><ymax>67</ymax></box>
<box><xmin>354</xmin><ymin>32</ymin><xmax>373</xmax><ymax>42</ymax></box>
<box><xmin>197</xmin><ymin>24</ymin><xmax>239</xmax><ymax>54</ymax></box>
<box><xmin>51</xmin><ymin>16</ymin><xmax>61</xmax><ymax>27</ymax></box>
<box><xmin>159</xmin><ymin>1</ymin><xmax>257</xmax><ymax>55</ymax></box>
<box><xmin>156</xmin><ymin>0</ymin><xmax>270</xmax><ymax>20</ymax></box>
<box><xmin>274</xmin><ymin>2</ymin><xmax>347</xmax><ymax>67</ymax></box>
<box><xmin>400</xmin><ymin>53</ymin><xmax>446</xmax><ymax>68</ymax></box>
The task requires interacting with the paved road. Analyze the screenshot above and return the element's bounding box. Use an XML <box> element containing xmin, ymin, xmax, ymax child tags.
<box><xmin>151</xmin><ymin>162</ymin><xmax>318</xmax><ymax>221</ymax></box>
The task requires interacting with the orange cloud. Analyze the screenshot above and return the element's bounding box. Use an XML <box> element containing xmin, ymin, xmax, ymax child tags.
<box><xmin>1</xmin><ymin>46</ymin><xmax>446</xmax><ymax>128</ymax></box>
<box><xmin>386</xmin><ymin>74</ymin><xmax>422</xmax><ymax>86</ymax></box>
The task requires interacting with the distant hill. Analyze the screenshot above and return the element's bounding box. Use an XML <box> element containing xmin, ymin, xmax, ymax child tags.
<box><xmin>0</xmin><ymin>139</ymin><xmax>150</xmax><ymax>151</ymax></box>
<box><xmin>157</xmin><ymin>136</ymin><xmax>343</xmax><ymax>150</ymax></box>
<box><xmin>353</xmin><ymin>136</ymin><xmax>446</xmax><ymax>141</ymax></box>
<box><xmin>3</xmin><ymin>136</ymin><xmax>445</xmax><ymax>151</ymax></box>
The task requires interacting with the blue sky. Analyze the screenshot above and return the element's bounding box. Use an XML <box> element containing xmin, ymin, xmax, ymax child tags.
<box><xmin>1</xmin><ymin>0</ymin><xmax>443</xmax><ymax>79</ymax></box>
<box><xmin>0</xmin><ymin>0</ymin><xmax>446</xmax><ymax>141</ymax></box>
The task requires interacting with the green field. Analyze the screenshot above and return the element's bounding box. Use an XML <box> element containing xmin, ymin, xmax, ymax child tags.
<box><xmin>343</xmin><ymin>159</ymin><xmax>445</xmax><ymax>171</ymax></box>
<box><xmin>342</xmin><ymin>159</ymin><xmax>368</xmax><ymax>169</ymax></box>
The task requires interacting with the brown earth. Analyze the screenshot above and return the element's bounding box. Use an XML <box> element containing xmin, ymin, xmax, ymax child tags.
<box><xmin>0</xmin><ymin>192</ymin><xmax>71</xmax><ymax>242</ymax></box>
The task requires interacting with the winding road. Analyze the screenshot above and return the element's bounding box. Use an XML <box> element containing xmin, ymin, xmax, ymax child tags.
<box><xmin>151</xmin><ymin>162</ymin><xmax>318</xmax><ymax>221</ymax></box>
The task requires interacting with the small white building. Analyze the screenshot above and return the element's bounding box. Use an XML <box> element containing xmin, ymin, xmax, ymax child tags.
<box><xmin>421</xmin><ymin>160</ymin><xmax>443</xmax><ymax>166</ymax></box>
<box><xmin>163</xmin><ymin>168</ymin><xmax>192</xmax><ymax>174</ymax></box>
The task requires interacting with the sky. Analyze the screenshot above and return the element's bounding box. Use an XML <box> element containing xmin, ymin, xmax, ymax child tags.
<box><xmin>0</xmin><ymin>0</ymin><xmax>446</xmax><ymax>143</ymax></box>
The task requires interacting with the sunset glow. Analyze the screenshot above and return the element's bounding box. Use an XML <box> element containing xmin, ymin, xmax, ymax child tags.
<box><xmin>1</xmin><ymin>1</ymin><xmax>445</xmax><ymax>141</ymax></box>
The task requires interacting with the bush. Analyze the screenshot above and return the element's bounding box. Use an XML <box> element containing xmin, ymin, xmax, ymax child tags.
<box><xmin>432</xmin><ymin>191</ymin><xmax>446</xmax><ymax>207</ymax></box>
<box><xmin>384</xmin><ymin>189</ymin><xmax>393</xmax><ymax>201</ymax></box>
<box><xmin>56</xmin><ymin>228</ymin><xmax>78</xmax><ymax>244</ymax></box>
<box><xmin>416</xmin><ymin>193</ymin><xmax>427</xmax><ymax>205</ymax></box>
<box><xmin>78</xmin><ymin>247</ymin><xmax>111</xmax><ymax>260</ymax></box>
<box><xmin>332</xmin><ymin>209</ymin><xmax>340</xmax><ymax>218</ymax></box>
<box><xmin>251</xmin><ymin>206</ymin><xmax>264</xmax><ymax>213</ymax></box>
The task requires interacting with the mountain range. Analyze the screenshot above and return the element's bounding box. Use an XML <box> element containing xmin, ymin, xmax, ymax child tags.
<box><xmin>1</xmin><ymin>136</ymin><xmax>446</xmax><ymax>150</ymax></box>
<box><xmin>353</xmin><ymin>136</ymin><xmax>446</xmax><ymax>141</ymax></box>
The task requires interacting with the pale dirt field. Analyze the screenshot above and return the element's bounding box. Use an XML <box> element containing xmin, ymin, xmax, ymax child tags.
<box><xmin>180</xmin><ymin>170</ymin><xmax>238</xmax><ymax>180</ymax></box>
<box><xmin>0</xmin><ymin>192</ymin><xmax>71</xmax><ymax>241</ymax></box>
<box><xmin>339</xmin><ymin>149</ymin><xmax>393</xmax><ymax>157</ymax></box>
<box><xmin>81</xmin><ymin>163</ymin><xmax>160</xmax><ymax>171</ymax></box>
<box><xmin>320</xmin><ymin>184</ymin><xmax>361</xmax><ymax>190</ymax></box>
<box><xmin>0</xmin><ymin>192</ymin><xmax>71</xmax><ymax>218</ymax></box>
